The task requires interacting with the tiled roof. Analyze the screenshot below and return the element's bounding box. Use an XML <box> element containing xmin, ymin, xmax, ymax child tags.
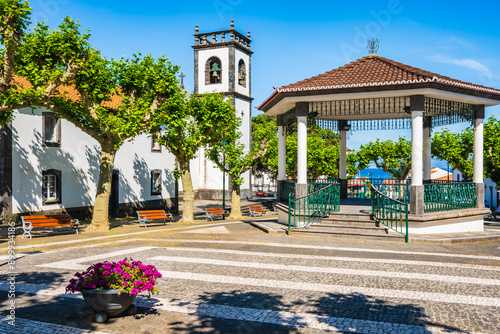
<box><xmin>259</xmin><ymin>55</ymin><xmax>500</xmax><ymax>110</ymax></box>
<box><xmin>12</xmin><ymin>76</ymin><xmax>123</xmax><ymax>109</ymax></box>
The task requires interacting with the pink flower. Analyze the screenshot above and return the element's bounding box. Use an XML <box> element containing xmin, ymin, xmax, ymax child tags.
<box><xmin>123</xmin><ymin>281</ymin><xmax>128</xmax><ymax>287</ymax></box>
<box><xmin>102</xmin><ymin>270</ymin><xmax>110</xmax><ymax>276</ymax></box>
<box><xmin>130</xmin><ymin>288</ymin><xmax>138</xmax><ymax>295</ymax></box>
<box><xmin>123</xmin><ymin>273</ymin><xmax>130</xmax><ymax>280</ymax></box>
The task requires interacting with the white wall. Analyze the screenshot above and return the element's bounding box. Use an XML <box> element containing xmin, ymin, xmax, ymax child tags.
<box><xmin>114</xmin><ymin>135</ymin><xmax>177</xmax><ymax>205</ymax></box>
<box><xmin>11</xmin><ymin>108</ymin><xmax>99</xmax><ymax>213</ymax></box>
<box><xmin>11</xmin><ymin>107</ymin><xmax>177</xmax><ymax>214</ymax></box>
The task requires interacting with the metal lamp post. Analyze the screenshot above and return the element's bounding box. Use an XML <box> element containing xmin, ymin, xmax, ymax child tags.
<box><xmin>221</xmin><ymin>140</ymin><xmax>228</xmax><ymax>211</ymax></box>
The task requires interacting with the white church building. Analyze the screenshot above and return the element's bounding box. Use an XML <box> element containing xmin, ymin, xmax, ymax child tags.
<box><xmin>0</xmin><ymin>22</ymin><xmax>252</xmax><ymax>222</ymax></box>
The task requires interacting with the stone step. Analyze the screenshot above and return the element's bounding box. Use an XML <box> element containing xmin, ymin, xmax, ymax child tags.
<box><xmin>323</xmin><ymin>214</ymin><xmax>374</xmax><ymax>223</ymax></box>
<box><xmin>307</xmin><ymin>223</ymin><xmax>389</xmax><ymax>235</ymax></box>
<box><xmin>287</xmin><ymin>227</ymin><xmax>406</xmax><ymax>242</ymax></box>
<box><xmin>318</xmin><ymin>220</ymin><xmax>380</xmax><ymax>228</ymax></box>
<box><xmin>321</xmin><ymin>215</ymin><xmax>375</xmax><ymax>225</ymax></box>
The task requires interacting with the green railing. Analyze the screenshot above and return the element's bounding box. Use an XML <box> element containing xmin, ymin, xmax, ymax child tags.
<box><xmin>371</xmin><ymin>185</ymin><xmax>409</xmax><ymax>243</ymax></box>
<box><xmin>288</xmin><ymin>183</ymin><xmax>340</xmax><ymax>230</ymax></box>
<box><xmin>281</xmin><ymin>180</ymin><xmax>296</xmax><ymax>202</ymax></box>
<box><xmin>424</xmin><ymin>182</ymin><xmax>477</xmax><ymax>212</ymax></box>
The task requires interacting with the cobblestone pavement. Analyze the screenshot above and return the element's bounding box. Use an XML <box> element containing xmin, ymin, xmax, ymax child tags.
<box><xmin>1</xmin><ymin>219</ymin><xmax>500</xmax><ymax>333</ymax></box>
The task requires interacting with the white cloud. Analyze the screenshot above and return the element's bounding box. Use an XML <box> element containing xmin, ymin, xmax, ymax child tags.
<box><xmin>429</xmin><ymin>54</ymin><xmax>491</xmax><ymax>77</ymax></box>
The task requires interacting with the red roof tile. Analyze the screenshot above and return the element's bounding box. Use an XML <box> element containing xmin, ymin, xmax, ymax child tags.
<box><xmin>12</xmin><ymin>76</ymin><xmax>123</xmax><ymax>110</ymax></box>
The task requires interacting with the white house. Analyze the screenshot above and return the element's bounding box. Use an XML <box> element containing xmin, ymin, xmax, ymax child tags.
<box><xmin>0</xmin><ymin>107</ymin><xmax>178</xmax><ymax>222</ymax></box>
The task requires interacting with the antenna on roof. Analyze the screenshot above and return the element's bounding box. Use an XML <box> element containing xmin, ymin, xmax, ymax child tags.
<box><xmin>367</xmin><ymin>38</ymin><xmax>380</xmax><ymax>54</ymax></box>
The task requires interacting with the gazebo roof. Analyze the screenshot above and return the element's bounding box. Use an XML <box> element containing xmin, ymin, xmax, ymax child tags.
<box><xmin>258</xmin><ymin>54</ymin><xmax>500</xmax><ymax>113</ymax></box>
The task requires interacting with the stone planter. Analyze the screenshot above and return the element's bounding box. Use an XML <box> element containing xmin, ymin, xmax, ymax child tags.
<box><xmin>81</xmin><ymin>289</ymin><xmax>137</xmax><ymax>323</ymax></box>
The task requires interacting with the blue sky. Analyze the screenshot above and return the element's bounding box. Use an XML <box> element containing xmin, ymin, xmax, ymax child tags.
<box><xmin>30</xmin><ymin>0</ymin><xmax>500</xmax><ymax>169</ymax></box>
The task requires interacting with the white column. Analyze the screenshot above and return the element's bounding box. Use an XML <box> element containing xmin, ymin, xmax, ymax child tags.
<box><xmin>339</xmin><ymin>130</ymin><xmax>347</xmax><ymax>179</ymax></box>
<box><xmin>423</xmin><ymin>125</ymin><xmax>431</xmax><ymax>181</ymax></box>
<box><xmin>473</xmin><ymin>117</ymin><xmax>484</xmax><ymax>183</ymax></box>
<box><xmin>277</xmin><ymin>125</ymin><xmax>286</xmax><ymax>180</ymax></box>
<box><xmin>297</xmin><ymin>116</ymin><xmax>308</xmax><ymax>184</ymax></box>
<box><xmin>411</xmin><ymin>111</ymin><xmax>423</xmax><ymax>186</ymax></box>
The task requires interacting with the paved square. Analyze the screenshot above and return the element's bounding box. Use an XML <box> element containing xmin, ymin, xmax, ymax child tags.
<box><xmin>2</xmin><ymin>220</ymin><xmax>500</xmax><ymax>333</ymax></box>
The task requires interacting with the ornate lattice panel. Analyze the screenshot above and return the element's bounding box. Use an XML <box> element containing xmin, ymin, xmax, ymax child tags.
<box><xmin>309</xmin><ymin>97</ymin><xmax>410</xmax><ymax>117</ymax></box>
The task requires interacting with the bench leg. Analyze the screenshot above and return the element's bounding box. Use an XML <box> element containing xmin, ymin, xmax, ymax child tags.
<box><xmin>22</xmin><ymin>230</ymin><xmax>32</xmax><ymax>239</ymax></box>
<box><xmin>138</xmin><ymin>219</ymin><xmax>147</xmax><ymax>227</ymax></box>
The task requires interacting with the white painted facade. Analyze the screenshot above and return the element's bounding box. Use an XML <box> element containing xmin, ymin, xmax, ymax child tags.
<box><xmin>9</xmin><ymin>107</ymin><xmax>177</xmax><ymax>216</ymax></box>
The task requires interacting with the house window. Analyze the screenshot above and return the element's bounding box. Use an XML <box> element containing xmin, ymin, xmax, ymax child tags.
<box><xmin>42</xmin><ymin>112</ymin><xmax>61</xmax><ymax>147</ymax></box>
<box><xmin>151</xmin><ymin>137</ymin><xmax>161</xmax><ymax>152</ymax></box>
<box><xmin>238</xmin><ymin>59</ymin><xmax>246</xmax><ymax>87</ymax></box>
<box><xmin>151</xmin><ymin>169</ymin><xmax>162</xmax><ymax>195</ymax></box>
<box><xmin>42</xmin><ymin>169</ymin><xmax>61</xmax><ymax>204</ymax></box>
<box><xmin>206</xmin><ymin>57</ymin><xmax>222</xmax><ymax>85</ymax></box>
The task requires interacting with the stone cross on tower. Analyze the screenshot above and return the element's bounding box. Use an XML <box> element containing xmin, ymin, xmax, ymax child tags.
<box><xmin>179</xmin><ymin>72</ymin><xmax>186</xmax><ymax>89</ymax></box>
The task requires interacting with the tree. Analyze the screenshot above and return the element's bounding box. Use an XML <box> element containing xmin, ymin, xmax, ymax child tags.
<box><xmin>1</xmin><ymin>3</ymin><xmax>89</xmax><ymax>125</ymax></box>
<box><xmin>360</xmin><ymin>137</ymin><xmax>412</xmax><ymax>179</ymax></box>
<box><xmin>46</xmin><ymin>52</ymin><xmax>182</xmax><ymax>232</ymax></box>
<box><xmin>154</xmin><ymin>93</ymin><xmax>239</xmax><ymax>223</ymax></box>
<box><xmin>17</xmin><ymin>18</ymin><xmax>182</xmax><ymax>231</ymax></box>
<box><xmin>251</xmin><ymin>114</ymin><xmax>278</xmax><ymax>179</ymax></box>
<box><xmin>431</xmin><ymin>128</ymin><xmax>473</xmax><ymax>180</ymax></box>
<box><xmin>0</xmin><ymin>0</ymin><xmax>31</xmax><ymax>122</ymax></box>
<box><xmin>484</xmin><ymin>116</ymin><xmax>500</xmax><ymax>186</ymax></box>
<box><xmin>347</xmin><ymin>149</ymin><xmax>371</xmax><ymax>179</ymax></box>
<box><xmin>208</xmin><ymin>114</ymin><xmax>274</xmax><ymax>220</ymax></box>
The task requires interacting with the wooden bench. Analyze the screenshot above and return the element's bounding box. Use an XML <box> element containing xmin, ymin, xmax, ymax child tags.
<box><xmin>249</xmin><ymin>205</ymin><xmax>269</xmax><ymax>217</ymax></box>
<box><xmin>205</xmin><ymin>208</ymin><xmax>229</xmax><ymax>221</ymax></box>
<box><xmin>136</xmin><ymin>210</ymin><xmax>173</xmax><ymax>227</ymax></box>
<box><xmin>21</xmin><ymin>214</ymin><xmax>79</xmax><ymax>239</ymax></box>
<box><xmin>240</xmin><ymin>206</ymin><xmax>251</xmax><ymax>216</ymax></box>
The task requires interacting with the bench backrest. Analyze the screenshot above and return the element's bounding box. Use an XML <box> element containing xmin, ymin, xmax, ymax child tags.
<box><xmin>206</xmin><ymin>208</ymin><xmax>226</xmax><ymax>214</ymax></box>
<box><xmin>22</xmin><ymin>214</ymin><xmax>72</xmax><ymax>226</ymax></box>
<box><xmin>137</xmin><ymin>210</ymin><xmax>168</xmax><ymax>218</ymax></box>
<box><xmin>250</xmin><ymin>205</ymin><xmax>265</xmax><ymax>212</ymax></box>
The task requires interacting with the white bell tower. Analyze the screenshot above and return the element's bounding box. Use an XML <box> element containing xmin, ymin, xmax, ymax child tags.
<box><xmin>192</xmin><ymin>20</ymin><xmax>253</xmax><ymax>199</ymax></box>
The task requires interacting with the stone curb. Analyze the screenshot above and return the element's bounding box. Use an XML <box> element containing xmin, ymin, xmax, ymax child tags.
<box><xmin>250</xmin><ymin>221</ymin><xmax>279</xmax><ymax>234</ymax></box>
<box><xmin>409</xmin><ymin>234</ymin><xmax>500</xmax><ymax>244</ymax></box>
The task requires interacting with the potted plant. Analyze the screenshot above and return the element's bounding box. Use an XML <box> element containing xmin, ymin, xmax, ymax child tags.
<box><xmin>66</xmin><ymin>258</ymin><xmax>162</xmax><ymax>323</ymax></box>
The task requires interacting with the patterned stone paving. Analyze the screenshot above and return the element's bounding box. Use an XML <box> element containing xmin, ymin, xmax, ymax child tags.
<box><xmin>2</xmin><ymin>221</ymin><xmax>500</xmax><ymax>333</ymax></box>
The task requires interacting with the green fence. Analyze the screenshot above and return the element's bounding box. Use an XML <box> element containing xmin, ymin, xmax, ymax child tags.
<box><xmin>371</xmin><ymin>184</ymin><xmax>409</xmax><ymax>243</ymax></box>
<box><xmin>281</xmin><ymin>180</ymin><xmax>296</xmax><ymax>202</ymax></box>
<box><xmin>424</xmin><ymin>182</ymin><xmax>477</xmax><ymax>212</ymax></box>
<box><xmin>288</xmin><ymin>183</ymin><xmax>340</xmax><ymax>230</ymax></box>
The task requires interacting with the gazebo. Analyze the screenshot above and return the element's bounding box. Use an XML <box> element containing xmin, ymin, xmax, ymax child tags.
<box><xmin>258</xmin><ymin>53</ymin><xmax>500</xmax><ymax>239</ymax></box>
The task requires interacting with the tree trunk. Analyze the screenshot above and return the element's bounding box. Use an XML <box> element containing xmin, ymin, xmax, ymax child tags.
<box><xmin>229</xmin><ymin>184</ymin><xmax>243</xmax><ymax>220</ymax></box>
<box><xmin>179</xmin><ymin>160</ymin><xmax>195</xmax><ymax>223</ymax></box>
<box><xmin>86</xmin><ymin>142</ymin><xmax>117</xmax><ymax>232</ymax></box>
